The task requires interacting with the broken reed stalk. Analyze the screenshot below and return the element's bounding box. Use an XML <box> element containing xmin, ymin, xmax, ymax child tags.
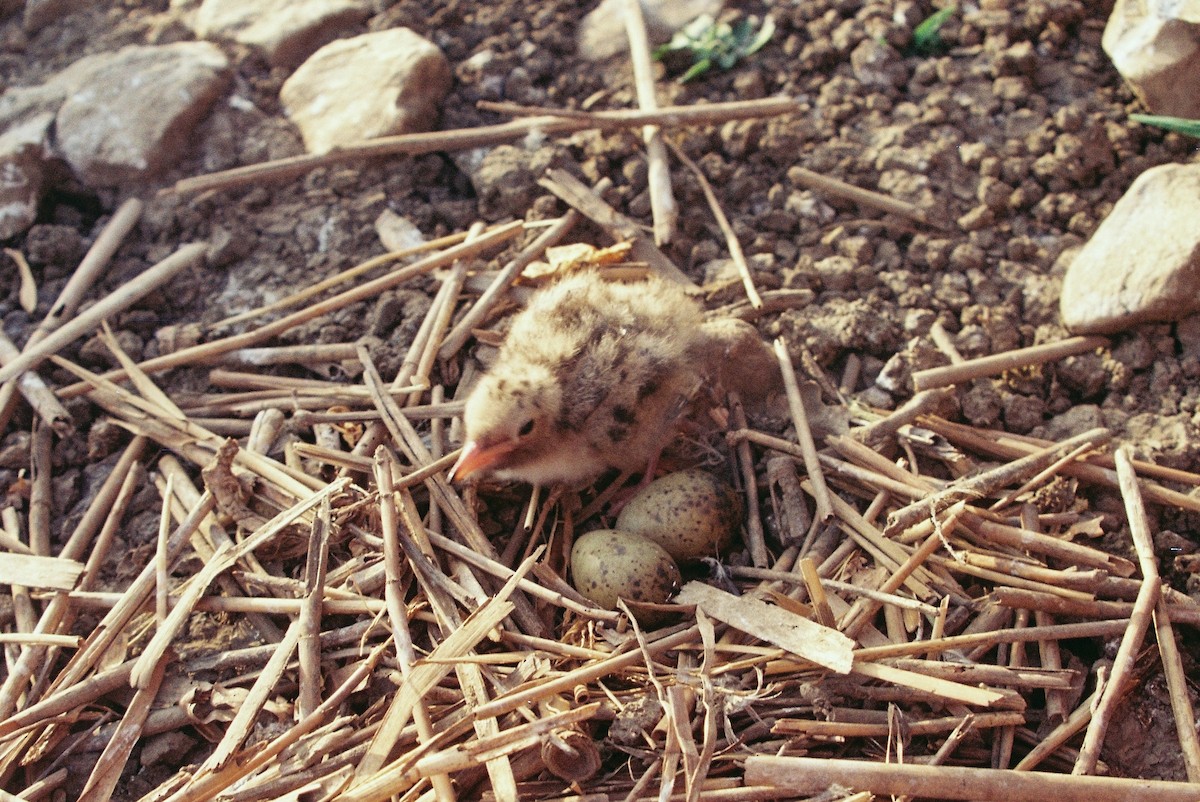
<box><xmin>0</xmin><ymin>197</ymin><xmax>142</xmax><ymax>431</ymax></box>
<box><xmin>744</xmin><ymin>755</ymin><xmax>1200</xmax><ymax>801</ymax></box>
<box><xmin>1073</xmin><ymin>446</ymin><xmax>1162</xmax><ymax>775</ymax></box>
<box><xmin>0</xmin><ymin>329</ymin><xmax>72</xmax><ymax>434</ymax></box>
<box><xmin>0</xmin><ymin>241</ymin><xmax>205</xmax><ymax>385</ymax></box>
<box><xmin>787</xmin><ymin>165</ymin><xmax>935</xmax><ymax>226</ymax></box>
<box><xmin>885</xmin><ymin>426</ymin><xmax>1111</xmax><ymax>535</ymax></box>
<box><xmin>214</xmin><ymin>227</ymin><xmax>476</xmax><ymax>328</ymax></box>
<box><xmin>772</xmin><ymin>338</ymin><xmax>833</xmax><ymax>523</ymax></box>
<box><xmin>438</xmin><ymin>206</ymin><xmax>584</xmax><ymax>361</ymax></box>
<box><xmin>538</xmin><ymin>167</ymin><xmax>694</xmax><ymax>286</ymax></box>
<box><xmin>623</xmin><ymin>0</ymin><xmax>678</xmax><ymax>246</ymax></box>
<box><xmin>166</xmin><ymin>97</ymin><xmax>800</xmax><ymax>196</ymax></box>
<box><xmin>912</xmin><ymin>335</ymin><xmax>1109</xmax><ymax>392</ymax></box>
<box><xmin>667</xmin><ymin>138</ymin><xmax>763</xmax><ymax>308</ymax></box>
<box><xmin>56</xmin><ymin>222</ymin><xmax>523</xmax><ymax>399</ymax></box>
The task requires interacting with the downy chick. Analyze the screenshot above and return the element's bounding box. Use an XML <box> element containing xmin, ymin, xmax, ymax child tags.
<box><xmin>450</xmin><ymin>271</ymin><xmax>709</xmax><ymax>486</ymax></box>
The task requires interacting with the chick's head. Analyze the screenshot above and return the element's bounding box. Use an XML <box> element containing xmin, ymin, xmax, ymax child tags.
<box><xmin>450</xmin><ymin>360</ymin><xmax>570</xmax><ymax>484</ymax></box>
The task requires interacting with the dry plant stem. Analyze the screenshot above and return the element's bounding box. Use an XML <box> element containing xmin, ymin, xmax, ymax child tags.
<box><xmin>217</xmin><ymin>341</ymin><xmax>362</xmax><ymax>368</ymax></box>
<box><xmin>154</xmin><ymin>476</ymin><xmax>172</xmax><ymax>622</ymax></box>
<box><xmin>0</xmin><ymin>242</ymin><xmax>206</xmax><ymax>385</ymax></box>
<box><xmin>729</xmin><ymin>394</ymin><xmax>768</xmax><ymax>567</ymax></box>
<box><xmin>885</xmin><ymin>427</ymin><xmax>1111</xmax><ymax>535</ymax></box>
<box><xmin>0</xmin><ymin>329</ymin><xmax>71</xmax><ymax>434</ymax></box>
<box><xmin>0</xmin><ymin>436</ymin><xmax>146</xmax><ymax>720</ymax></box>
<box><xmin>772</xmin><ymin>711</ymin><xmax>1024</xmax><ymax>738</ymax></box>
<box><xmin>841</xmin><ymin>523</ymin><xmax>948</xmax><ymax>638</ymax></box>
<box><xmin>28</xmin><ymin>422</ymin><xmax>52</xmax><ymax>555</ymax></box>
<box><xmin>538</xmin><ymin>168</ymin><xmax>694</xmax><ymax>286</ymax></box>
<box><xmin>787</xmin><ymin>165</ymin><xmax>934</xmax><ymax>225</ymax></box>
<box><xmin>990</xmin><ymin>440</ymin><xmax>1098</xmax><ymax>511</ymax></box>
<box><xmin>624</xmin><ymin>0</ymin><xmax>677</xmax><ymax>246</ymax></box>
<box><xmin>471</xmin><ymin>625</ymin><xmax>700</xmax><ymax>721</ymax></box>
<box><xmin>0</xmin><ymin>198</ymin><xmax>142</xmax><ymax>430</ymax></box>
<box><xmin>357</xmin><ymin>347</ymin><xmax>547</xmax><ymax>635</ymax></box>
<box><xmin>852</xmin><ymin>388</ymin><xmax>954</xmax><ymax>448</ymax></box>
<box><xmin>1034</xmin><ymin>610</ymin><xmax>1070</xmax><ymax>725</ymax></box>
<box><xmin>159</xmin><ymin>642</ymin><xmax>389</xmax><ymax>802</ymax></box>
<box><xmin>373</xmin><ymin>450</ymin><xmax>456</xmax><ymax>802</ymax></box>
<box><xmin>667</xmin><ymin>139</ymin><xmax>762</xmax><ymax>308</ymax></box>
<box><xmin>297</xmin><ymin>498</ymin><xmax>332</xmax><ymax>719</ymax></box>
<box><xmin>854</xmin><ymin>619</ymin><xmax>1128</xmax><ymax>661</ymax></box>
<box><xmin>438</xmin><ymin>208</ymin><xmax>583</xmax><ymax>361</ymax></box>
<box><xmin>408</xmin><ymin>222</ymin><xmax>483</xmax><ymax>403</ymax></box>
<box><xmin>57</xmin><ymin>223</ymin><xmax>523</xmax><ymax>399</ymax></box>
<box><xmin>912</xmin><ymin>335</ymin><xmax>1109</xmax><ymax>392</ymax></box>
<box><xmin>1073</xmin><ymin>446</ymin><xmax>1163</xmax><ymax>775</ymax></box>
<box><xmin>1154</xmin><ymin>598</ymin><xmax>1200</xmax><ymax>780</ymax></box>
<box><xmin>77</xmin><ymin>652</ymin><xmax>167</xmax><ymax>802</ymax></box>
<box><xmin>168</xmin><ymin>97</ymin><xmax>799</xmax><ymax>196</ymax></box>
<box><xmin>744</xmin><ymin>755</ymin><xmax>1200</xmax><ymax>802</ymax></box>
<box><xmin>925</xmin><ymin>417</ymin><xmax>1200</xmax><ymax>513</ymax></box>
<box><xmin>959</xmin><ymin>510</ymin><xmax>1135</xmax><ymax>576</ymax></box>
<box><xmin>203</xmin><ymin>622</ymin><xmax>302</xmax><ymax>773</ymax></box>
<box><xmin>215</xmin><ymin>228</ymin><xmax>474</xmax><ymax>328</ymax></box>
<box><xmin>928</xmin><ymin>320</ymin><xmax>965</xmax><ymax>363</ymax></box>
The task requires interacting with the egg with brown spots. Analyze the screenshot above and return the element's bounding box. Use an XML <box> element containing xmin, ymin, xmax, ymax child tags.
<box><xmin>615</xmin><ymin>469</ymin><xmax>742</xmax><ymax>561</ymax></box>
<box><xmin>570</xmin><ymin>529</ymin><xmax>682</xmax><ymax>610</ymax></box>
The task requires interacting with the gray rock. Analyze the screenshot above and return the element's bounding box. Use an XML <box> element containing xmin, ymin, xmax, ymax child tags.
<box><xmin>1103</xmin><ymin>0</ymin><xmax>1200</xmax><ymax>117</ymax></box>
<box><xmin>54</xmin><ymin>42</ymin><xmax>232</xmax><ymax>187</ymax></box>
<box><xmin>1061</xmin><ymin>162</ymin><xmax>1200</xmax><ymax>334</ymax></box>
<box><xmin>280</xmin><ymin>28</ymin><xmax>451</xmax><ymax>154</ymax></box>
<box><xmin>193</xmin><ymin>0</ymin><xmax>372</xmax><ymax>67</ymax></box>
<box><xmin>578</xmin><ymin>0</ymin><xmax>723</xmax><ymax>61</ymax></box>
<box><xmin>0</xmin><ymin>85</ymin><xmax>63</xmax><ymax>239</ymax></box>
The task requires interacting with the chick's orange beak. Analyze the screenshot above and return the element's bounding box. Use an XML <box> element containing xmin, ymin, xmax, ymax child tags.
<box><xmin>448</xmin><ymin>439</ymin><xmax>518</xmax><ymax>482</ymax></box>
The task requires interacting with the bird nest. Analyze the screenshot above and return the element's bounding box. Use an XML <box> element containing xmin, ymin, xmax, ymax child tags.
<box><xmin>4</xmin><ymin>118</ymin><xmax>1200</xmax><ymax>802</ymax></box>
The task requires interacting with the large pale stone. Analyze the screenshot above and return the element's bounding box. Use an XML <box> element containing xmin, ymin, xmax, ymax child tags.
<box><xmin>578</xmin><ymin>0</ymin><xmax>723</xmax><ymax>61</ymax></box>
<box><xmin>1061</xmin><ymin>163</ymin><xmax>1200</xmax><ymax>334</ymax></box>
<box><xmin>54</xmin><ymin>42</ymin><xmax>232</xmax><ymax>186</ymax></box>
<box><xmin>280</xmin><ymin>28</ymin><xmax>451</xmax><ymax>154</ymax></box>
<box><xmin>1103</xmin><ymin>0</ymin><xmax>1200</xmax><ymax>117</ymax></box>
<box><xmin>193</xmin><ymin>0</ymin><xmax>371</xmax><ymax>67</ymax></box>
<box><xmin>0</xmin><ymin>114</ymin><xmax>53</xmax><ymax>239</ymax></box>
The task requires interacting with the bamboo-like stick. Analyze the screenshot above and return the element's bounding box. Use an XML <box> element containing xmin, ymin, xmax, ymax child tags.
<box><xmin>167</xmin><ymin>97</ymin><xmax>800</xmax><ymax>196</ymax></box>
<box><xmin>787</xmin><ymin>166</ymin><xmax>935</xmax><ymax>226</ymax></box>
<box><xmin>623</xmin><ymin>0</ymin><xmax>677</xmax><ymax>246</ymax></box>
<box><xmin>744</xmin><ymin>755</ymin><xmax>1200</xmax><ymax>801</ymax></box>
<box><xmin>773</xmin><ymin>711</ymin><xmax>1024</xmax><ymax>738</ymax></box>
<box><xmin>773</xmin><ymin>339</ymin><xmax>833</xmax><ymax>523</ymax></box>
<box><xmin>438</xmin><ymin>209</ymin><xmax>582</xmax><ymax>361</ymax></box>
<box><xmin>912</xmin><ymin>335</ymin><xmax>1108</xmax><ymax>392</ymax></box>
<box><xmin>538</xmin><ymin>168</ymin><xmax>694</xmax><ymax>286</ymax></box>
<box><xmin>296</xmin><ymin>498</ymin><xmax>332</xmax><ymax>719</ymax></box>
<box><xmin>0</xmin><ymin>242</ymin><xmax>206</xmax><ymax>385</ymax></box>
<box><xmin>213</xmin><ymin>228</ymin><xmax>475</xmax><ymax>328</ymax></box>
<box><xmin>373</xmin><ymin>449</ymin><xmax>456</xmax><ymax>802</ymax></box>
<box><xmin>0</xmin><ymin>436</ymin><xmax>146</xmax><ymax>719</ymax></box>
<box><xmin>851</xmin><ymin>387</ymin><xmax>955</xmax><ymax>448</ymax></box>
<box><xmin>923</xmin><ymin>416</ymin><xmax>1200</xmax><ymax>513</ymax></box>
<box><xmin>0</xmin><ymin>198</ymin><xmax>142</xmax><ymax>431</ymax></box>
<box><xmin>1155</xmin><ymin>593</ymin><xmax>1200</xmax><ymax>780</ymax></box>
<box><xmin>1073</xmin><ymin>446</ymin><xmax>1162</xmax><ymax>775</ymax></box>
<box><xmin>0</xmin><ymin>329</ymin><xmax>72</xmax><ymax>434</ymax></box>
<box><xmin>77</xmin><ymin>653</ymin><xmax>168</xmax><ymax>801</ymax></box>
<box><xmin>725</xmin><ymin>393</ymin><xmax>769</xmax><ymax>568</ymax></box>
<box><xmin>885</xmin><ymin>427</ymin><xmax>1111</xmax><ymax>535</ymax></box>
<box><xmin>667</xmin><ymin>139</ymin><xmax>761</xmax><ymax>307</ymax></box>
<box><xmin>854</xmin><ymin>619</ymin><xmax>1128</xmax><ymax>662</ymax></box>
<box><xmin>56</xmin><ymin>223</ymin><xmax>524</xmax><ymax>399</ymax></box>
<box><xmin>27</xmin><ymin>422</ymin><xmax>52</xmax><ymax>556</ymax></box>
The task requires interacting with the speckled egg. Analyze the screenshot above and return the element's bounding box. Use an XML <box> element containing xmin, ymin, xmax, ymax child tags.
<box><xmin>570</xmin><ymin>529</ymin><xmax>682</xmax><ymax>610</ymax></box>
<box><xmin>615</xmin><ymin>469</ymin><xmax>742</xmax><ymax>561</ymax></box>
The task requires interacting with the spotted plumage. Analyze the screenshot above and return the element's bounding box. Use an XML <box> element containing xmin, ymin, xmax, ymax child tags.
<box><xmin>450</xmin><ymin>270</ymin><xmax>781</xmax><ymax>486</ymax></box>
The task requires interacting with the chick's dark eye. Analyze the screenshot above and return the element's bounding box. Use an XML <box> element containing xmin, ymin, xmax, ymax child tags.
<box><xmin>518</xmin><ymin>419</ymin><xmax>535</xmax><ymax>437</ymax></box>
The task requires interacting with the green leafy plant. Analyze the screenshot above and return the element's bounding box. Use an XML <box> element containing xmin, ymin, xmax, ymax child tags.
<box><xmin>909</xmin><ymin>5</ymin><xmax>956</xmax><ymax>56</ymax></box>
<box><xmin>653</xmin><ymin>14</ymin><xmax>775</xmax><ymax>83</ymax></box>
<box><xmin>1130</xmin><ymin>113</ymin><xmax>1200</xmax><ymax>139</ymax></box>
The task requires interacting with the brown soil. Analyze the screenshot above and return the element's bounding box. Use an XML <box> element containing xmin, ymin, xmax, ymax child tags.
<box><xmin>2</xmin><ymin>0</ymin><xmax>1200</xmax><ymax>798</ymax></box>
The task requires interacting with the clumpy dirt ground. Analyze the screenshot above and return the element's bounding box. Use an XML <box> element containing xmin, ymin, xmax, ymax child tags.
<box><xmin>3</xmin><ymin>0</ymin><xmax>1200</xmax><ymax>797</ymax></box>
